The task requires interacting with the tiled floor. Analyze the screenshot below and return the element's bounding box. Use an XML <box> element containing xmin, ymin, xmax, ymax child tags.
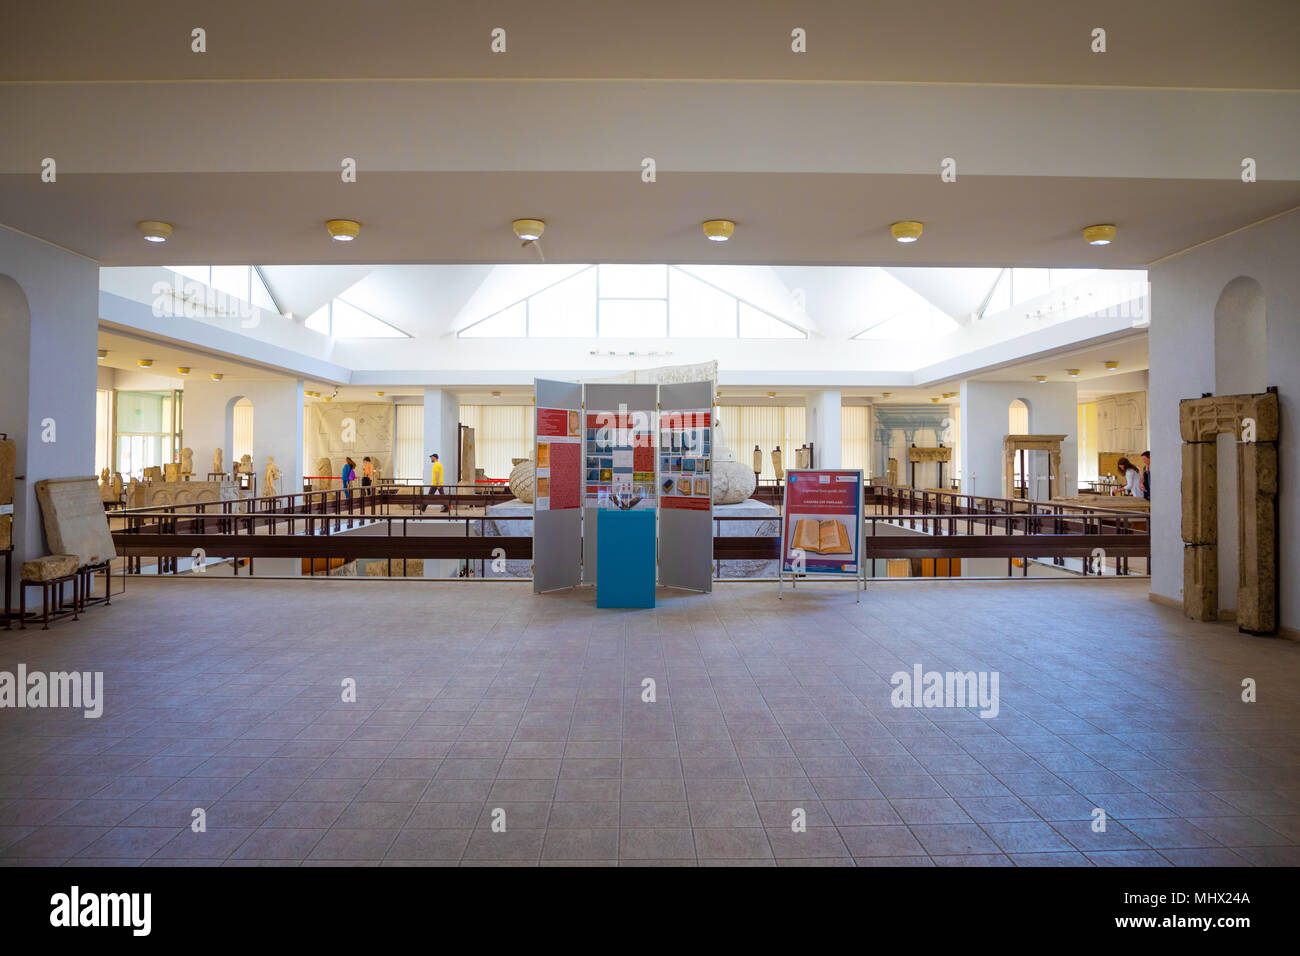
<box><xmin>1</xmin><ymin>577</ymin><xmax>1297</xmax><ymax>866</ymax></box>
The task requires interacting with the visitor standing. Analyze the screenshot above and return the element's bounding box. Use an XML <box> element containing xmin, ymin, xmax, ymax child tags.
<box><xmin>1112</xmin><ymin>457</ymin><xmax>1142</xmax><ymax>497</ymax></box>
<box><xmin>362</xmin><ymin>456</ymin><xmax>373</xmax><ymax>487</ymax></box>
<box><xmin>1141</xmin><ymin>450</ymin><xmax>1150</xmax><ymax>501</ymax></box>
<box><xmin>341</xmin><ymin>457</ymin><xmax>356</xmax><ymax>500</ymax></box>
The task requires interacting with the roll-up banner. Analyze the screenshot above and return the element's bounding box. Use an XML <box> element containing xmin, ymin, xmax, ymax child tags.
<box><xmin>778</xmin><ymin>468</ymin><xmax>864</xmax><ymax>602</ymax></box>
<box><xmin>533</xmin><ymin>379</ymin><xmax>584</xmax><ymax>592</ymax></box>
<box><xmin>658</xmin><ymin>381</ymin><xmax>714</xmax><ymax>592</ymax></box>
<box><xmin>581</xmin><ymin>383</ymin><xmax>658</xmax><ymax>585</ymax></box>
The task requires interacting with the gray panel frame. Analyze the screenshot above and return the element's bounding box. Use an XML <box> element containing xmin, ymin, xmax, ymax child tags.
<box><xmin>581</xmin><ymin>383</ymin><xmax>659</xmax><ymax>585</ymax></box>
<box><xmin>658</xmin><ymin>381</ymin><xmax>715</xmax><ymax>593</ymax></box>
<box><xmin>533</xmin><ymin>378</ymin><xmax>584</xmax><ymax>593</ymax></box>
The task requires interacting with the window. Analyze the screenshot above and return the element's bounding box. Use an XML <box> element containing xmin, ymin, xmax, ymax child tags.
<box><xmin>841</xmin><ymin>405</ymin><xmax>870</xmax><ymax>475</ymax></box>
<box><xmin>114</xmin><ymin>390</ymin><xmax>178</xmax><ymax>479</ymax></box>
<box><xmin>94</xmin><ymin>389</ymin><xmax>113</xmax><ymax>476</ymax></box>
<box><xmin>718</xmin><ymin>405</ymin><xmax>806</xmax><ymax>481</ymax></box>
<box><xmin>458</xmin><ymin>405</ymin><xmax>533</xmax><ymax>479</ymax></box>
<box><xmin>304</xmin><ymin>299</ymin><xmax>409</xmax><ymax>338</ymax></box>
<box><xmin>395</xmin><ymin>404</ymin><xmax>425</xmax><ymax>481</ymax></box>
<box><xmin>458</xmin><ymin>265</ymin><xmax>806</xmax><ymax>339</ymax></box>
<box><xmin>232</xmin><ymin>399</ymin><xmax>254</xmax><ymax>463</ymax></box>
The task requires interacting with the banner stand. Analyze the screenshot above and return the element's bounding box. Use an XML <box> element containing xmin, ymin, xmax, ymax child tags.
<box><xmin>777</xmin><ymin>468</ymin><xmax>865</xmax><ymax>603</ymax></box>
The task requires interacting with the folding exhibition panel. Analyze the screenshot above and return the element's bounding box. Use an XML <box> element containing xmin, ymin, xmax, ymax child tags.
<box><xmin>581</xmin><ymin>383</ymin><xmax>658</xmax><ymax>585</ymax></box>
<box><xmin>658</xmin><ymin>381</ymin><xmax>714</xmax><ymax>592</ymax></box>
<box><xmin>533</xmin><ymin>379</ymin><xmax>584</xmax><ymax>593</ymax></box>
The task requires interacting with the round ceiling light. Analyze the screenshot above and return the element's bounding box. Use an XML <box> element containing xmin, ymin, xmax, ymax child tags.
<box><xmin>1104</xmin><ymin>360</ymin><xmax>1119</xmax><ymax>371</ymax></box>
<box><xmin>326</xmin><ymin>219</ymin><xmax>361</xmax><ymax>242</ymax></box>
<box><xmin>702</xmin><ymin>220</ymin><xmax>736</xmax><ymax>242</ymax></box>
<box><xmin>176</xmin><ymin>366</ymin><xmax>191</xmax><ymax>376</ymax></box>
<box><xmin>137</xmin><ymin>358</ymin><xmax>153</xmax><ymax>368</ymax></box>
<box><xmin>375</xmin><ymin>391</ymin><xmax>385</xmax><ymax>397</ymax></box>
<box><xmin>1035</xmin><ymin>375</ymin><xmax>1048</xmax><ymax>383</ymax></box>
<box><xmin>880</xmin><ymin>392</ymin><xmax>892</xmax><ymax>398</ymax></box>
<box><xmin>766</xmin><ymin>391</ymin><xmax>777</xmax><ymax>399</ymax></box>
<box><xmin>97</xmin><ymin>349</ymin><xmax>108</xmax><ymax>361</ymax></box>
<box><xmin>1066</xmin><ymin>369</ymin><xmax>1080</xmax><ymax>378</ymax></box>
<box><xmin>890</xmin><ymin>220</ymin><xmax>924</xmax><ymax>243</ymax></box>
<box><xmin>491</xmin><ymin>390</ymin><xmax>502</xmax><ymax>398</ymax></box>
<box><xmin>138</xmin><ymin>220</ymin><xmax>173</xmax><ymax>243</ymax></box>
<box><xmin>942</xmin><ymin>392</ymin><xmax>957</xmax><ymax>399</ymax></box>
<box><xmin>512</xmin><ymin>219</ymin><xmax>545</xmax><ymax>242</ymax></box>
<box><xmin>1083</xmin><ymin>224</ymin><xmax>1117</xmax><ymax>246</ymax></box>
<box><xmin>210</xmin><ymin>373</ymin><xmax>223</xmax><ymax>382</ymax></box>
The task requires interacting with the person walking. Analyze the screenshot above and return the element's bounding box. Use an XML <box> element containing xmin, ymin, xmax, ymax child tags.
<box><xmin>428</xmin><ymin>452</ymin><xmax>445</xmax><ymax>512</ymax></box>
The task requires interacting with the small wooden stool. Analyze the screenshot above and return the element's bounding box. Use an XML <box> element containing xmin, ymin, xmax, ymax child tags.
<box><xmin>77</xmin><ymin>561</ymin><xmax>113</xmax><ymax>610</ymax></box>
<box><xmin>19</xmin><ymin>554</ymin><xmax>80</xmax><ymax>630</ymax></box>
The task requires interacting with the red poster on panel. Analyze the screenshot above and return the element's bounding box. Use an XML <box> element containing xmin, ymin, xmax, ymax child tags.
<box><xmin>547</xmin><ymin>441</ymin><xmax>581</xmax><ymax>509</ymax></box>
<box><xmin>537</xmin><ymin>407</ymin><xmax>578</xmax><ymax>438</ymax></box>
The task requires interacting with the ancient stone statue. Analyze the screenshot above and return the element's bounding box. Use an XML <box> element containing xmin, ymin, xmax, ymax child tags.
<box><xmin>99</xmin><ymin>468</ymin><xmax>115</xmax><ymax>502</ymax></box>
<box><xmin>180</xmin><ymin>447</ymin><xmax>194</xmax><ymax>475</ymax></box>
<box><xmin>314</xmin><ymin>457</ymin><xmax>333</xmax><ymax>490</ymax></box>
<box><xmin>213</xmin><ymin>448</ymin><xmax>223</xmax><ymax>474</ymax></box>
<box><xmin>264</xmin><ymin>456</ymin><xmax>281</xmax><ymax>497</ymax></box>
<box><xmin>238</xmin><ymin>454</ymin><xmax>253</xmax><ymax>475</ymax></box>
<box><xmin>111</xmin><ymin>473</ymin><xmax>124</xmax><ymax>498</ymax></box>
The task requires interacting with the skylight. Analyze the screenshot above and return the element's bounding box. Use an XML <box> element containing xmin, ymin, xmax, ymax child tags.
<box><xmin>303</xmin><ymin>298</ymin><xmax>410</xmax><ymax>338</ymax></box>
<box><xmin>457</xmin><ymin>264</ymin><xmax>807</xmax><ymax>339</ymax></box>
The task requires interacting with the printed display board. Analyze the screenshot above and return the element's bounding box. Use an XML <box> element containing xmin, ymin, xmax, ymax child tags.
<box><xmin>585</xmin><ymin>409</ymin><xmax>656</xmax><ymax>509</ymax></box>
<box><xmin>780</xmin><ymin>469</ymin><xmax>863</xmax><ymax>575</ymax></box>
<box><xmin>658</xmin><ymin>409</ymin><xmax>712</xmax><ymax>512</ymax></box>
<box><xmin>535</xmin><ymin>405</ymin><xmax>582</xmax><ymax>511</ymax></box>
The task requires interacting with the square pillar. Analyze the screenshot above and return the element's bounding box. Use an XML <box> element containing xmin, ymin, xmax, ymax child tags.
<box><xmin>423</xmin><ymin>388</ymin><xmax>459</xmax><ymax>485</ymax></box>
<box><xmin>806</xmin><ymin>389</ymin><xmax>841</xmax><ymax>468</ymax></box>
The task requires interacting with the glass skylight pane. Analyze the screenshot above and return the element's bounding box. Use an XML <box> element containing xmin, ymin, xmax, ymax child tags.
<box><xmin>305</xmin><ymin>303</ymin><xmax>330</xmax><ymax>335</ymax></box>
<box><xmin>528</xmin><ymin>268</ymin><xmax>597</xmax><ymax>337</ymax></box>
<box><xmin>1011</xmin><ymin>268</ymin><xmax>1050</xmax><ymax>305</ymax></box>
<box><xmin>250</xmin><ymin>269</ymin><xmax>277</xmax><ymax>313</ymax></box>
<box><xmin>599</xmin><ymin>299</ymin><xmax>667</xmax><ymax>337</ymax></box>
<box><xmin>598</xmin><ymin>264</ymin><xmax>667</xmax><ymax>299</ymax></box>
<box><xmin>459</xmin><ymin>301</ymin><xmax>526</xmax><ymax>338</ymax></box>
<box><xmin>332</xmin><ymin>298</ymin><xmax>407</xmax><ymax>337</ymax></box>
<box><xmin>668</xmin><ymin>268</ymin><xmax>736</xmax><ymax>337</ymax></box>
<box><xmin>211</xmin><ymin>266</ymin><xmax>250</xmax><ymax>302</ymax></box>
<box><xmin>168</xmin><ymin>265</ymin><xmax>210</xmax><ymax>285</ymax></box>
<box><xmin>738</xmin><ymin>302</ymin><xmax>805</xmax><ymax>338</ymax></box>
<box><xmin>983</xmin><ymin>270</ymin><xmax>1011</xmax><ymax>317</ymax></box>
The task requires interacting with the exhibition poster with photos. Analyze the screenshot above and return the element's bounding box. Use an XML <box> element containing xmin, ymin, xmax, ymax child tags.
<box><xmin>534</xmin><ymin>406</ymin><xmax>582</xmax><ymax>511</ymax></box>
<box><xmin>659</xmin><ymin>409</ymin><xmax>712</xmax><ymax>511</ymax></box>
<box><xmin>780</xmin><ymin>469</ymin><xmax>863</xmax><ymax>573</ymax></box>
<box><xmin>585</xmin><ymin>408</ymin><xmax>656</xmax><ymax>509</ymax></box>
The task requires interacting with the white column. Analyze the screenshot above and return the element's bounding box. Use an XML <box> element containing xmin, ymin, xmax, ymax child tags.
<box><xmin>422</xmin><ymin>388</ymin><xmax>460</xmax><ymax>484</ymax></box>
<box><xmin>806</xmin><ymin>389</ymin><xmax>842</xmax><ymax>468</ymax></box>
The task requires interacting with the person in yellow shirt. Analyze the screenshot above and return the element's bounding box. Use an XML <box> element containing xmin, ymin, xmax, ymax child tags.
<box><xmin>428</xmin><ymin>452</ymin><xmax>446</xmax><ymax>511</ymax></box>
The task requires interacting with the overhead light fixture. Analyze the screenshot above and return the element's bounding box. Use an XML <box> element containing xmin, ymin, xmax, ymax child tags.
<box><xmin>1066</xmin><ymin>369</ymin><xmax>1080</xmax><ymax>378</ymax></box>
<box><xmin>766</xmin><ymin>391</ymin><xmax>777</xmax><ymax>399</ymax></box>
<box><xmin>491</xmin><ymin>390</ymin><xmax>502</xmax><ymax>398</ymax></box>
<box><xmin>1083</xmin><ymin>224</ymin><xmax>1117</xmax><ymax>246</ymax></box>
<box><xmin>890</xmin><ymin>220</ymin><xmax>924</xmax><ymax>243</ymax></box>
<box><xmin>1104</xmin><ymin>360</ymin><xmax>1119</xmax><ymax>371</ymax></box>
<box><xmin>210</xmin><ymin>373</ymin><xmax>223</xmax><ymax>382</ymax></box>
<box><xmin>702</xmin><ymin>220</ymin><xmax>736</xmax><ymax>242</ymax></box>
<box><xmin>512</xmin><ymin>219</ymin><xmax>545</xmax><ymax>242</ymax></box>
<box><xmin>137</xmin><ymin>358</ymin><xmax>153</xmax><ymax>368</ymax></box>
<box><xmin>176</xmin><ymin>366</ymin><xmax>190</xmax><ymax>376</ymax></box>
<box><xmin>880</xmin><ymin>392</ymin><xmax>892</xmax><ymax>399</ymax></box>
<box><xmin>138</xmin><ymin>220</ymin><xmax>173</xmax><ymax>243</ymax></box>
<box><xmin>930</xmin><ymin>396</ymin><xmax>941</xmax><ymax>403</ymax></box>
<box><xmin>97</xmin><ymin>349</ymin><xmax>107</xmax><ymax>361</ymax></box>
<box><xmin>326</xmin><ymin>219</ymin><xmax>361</xmax><ymax>242</ymax></box>
<box><xmin>1035</xmin><ymin>375</ymin><xmax>1048</xmax><ymax>384</ymax></box>
<box><xmin>942</xmin><ymin>392</ymin><xmax>957</xmax><ymax>399</ymax></box>
<box><xmin>375</xmin><ymin>391</ymin><xmax>386</xmax><ymax>397</ymax></box>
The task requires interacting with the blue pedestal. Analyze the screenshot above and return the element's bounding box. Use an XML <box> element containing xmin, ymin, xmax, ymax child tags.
<box><xmin>596</xmin><ymin>509</ymin><xmax>657</xmax><ymax>608</ymax></box>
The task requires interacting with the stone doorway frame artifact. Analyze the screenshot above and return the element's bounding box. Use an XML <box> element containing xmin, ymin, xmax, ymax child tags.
<box><xmin>1002</xmin><ymin>434</ymin><xmax>1066</xmax><ymax>500</ymax></box>
<box><xmin>1179</xmin><ymin>389</ymin><xmax>1279</xmax><ymax>635</ymax></box>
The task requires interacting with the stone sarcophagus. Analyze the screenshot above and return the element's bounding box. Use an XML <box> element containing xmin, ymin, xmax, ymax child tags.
<box><xmin>1179</xmin><ymin>390</ymin><xmax>1279</xmax><ymax>634</ymax></box>
<box><xmin>129</xmin><ymin>479</ymin><xmax>242</xmax><ymax>511</ymax></box>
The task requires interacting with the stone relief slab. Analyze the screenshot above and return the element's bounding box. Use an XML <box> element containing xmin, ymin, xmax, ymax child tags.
<box><xmin>34</xmin><ymin>476</ymin><xmax>117</xmax><ymax>566</ymax></box>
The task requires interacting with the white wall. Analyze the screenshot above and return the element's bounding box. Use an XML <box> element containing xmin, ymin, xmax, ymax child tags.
<box><xmin>0</xmin><ymin>228</ymin><xmax>99</xmax><ymax>599</ymax></box>
<box><xmin>806</xmin><ymin>389</ymin><xmax>842</xmax><ymax>468</ymax></box>
<box><xmin>959</xmin><ymin>381</ymin><xmax>1078</xmax><ymax>499</ymax></box>
<box><xmin>182</xmin><ymin>379</ymin><xmax>305</xmax><ymax>495</ymax></box>
<box><xmin>1148</xmin><ymin>210</ymin><xmax>1299</xmax><ymax>630</ymax></box>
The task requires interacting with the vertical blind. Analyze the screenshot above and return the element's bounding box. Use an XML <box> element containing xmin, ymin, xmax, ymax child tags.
<box><xmin>394</xmin><ymin>404</ymin><xmax>425</xmax><ymax>481</ymax></box>
<box><xmin>716</xmin><ymin>405</ymin><xmax>806</xmax><ymax>480</ymax></box>
<box><xmin>458</xmin><ymin>405</ymin><xmax>534</xmax><ymax>479</ymax></box>
<box><xmin>841</xmin><ymin>405</ymin><xmax>870</xmax><ymax>474</ymax></box>
<box><xmin>232</xmin><ymin>399</ymin><xmax>254</xmax><ymax>462</ymax></box>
